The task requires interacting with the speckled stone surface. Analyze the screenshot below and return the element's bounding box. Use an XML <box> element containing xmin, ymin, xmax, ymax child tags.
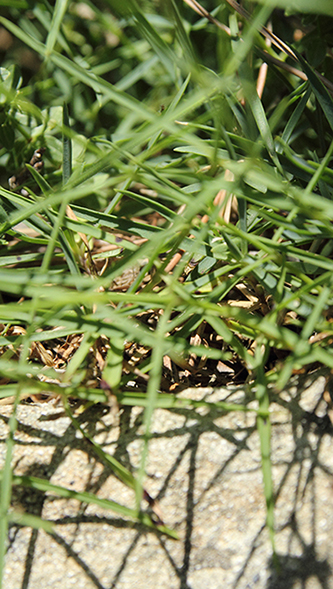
<box><xmin>1</xmin><ymin>370</ymin><xmax>332</xmax><ymax>589</ymax></box>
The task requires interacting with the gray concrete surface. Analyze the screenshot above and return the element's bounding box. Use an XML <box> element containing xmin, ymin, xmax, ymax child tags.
<box><xmin>1</xmin><ymin>370</ymin><xmax>333</xmax><ymax>589</ymax></box>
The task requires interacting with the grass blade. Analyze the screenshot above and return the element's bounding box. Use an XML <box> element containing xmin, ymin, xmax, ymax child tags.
<box><xmin>62</xmin><ymin>103</ymin><xmax>72</xmax><ymax>185</ymax></box>
<box><xmin>296</xmin><ymin>50</ymin><xmax>333</xmax><ymax>133</ymax></box>
<box><xmin>45</xmin><ymin>0</ymin><xmax>70</xmax><ymax>58</ymax></box>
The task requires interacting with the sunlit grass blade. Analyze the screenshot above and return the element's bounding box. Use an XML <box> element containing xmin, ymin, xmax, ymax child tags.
<box><xmin>0</xmin><ymin>383</ymin><xmax>21</xmax><ymax>589</ymax></box>
<box><xmin>7</xmin><ymin>511</ymin><xmax>54</xmax><ymax>534</ymax></box>
<box><xmin>45</xmin><ymin>0</ymin><xmax>70</xmax><ymax>58</ymax></box>
<box><xmin>8</xmin><ymin>474</ymin><xmax>178</xmax><ymax>538</ymax></box>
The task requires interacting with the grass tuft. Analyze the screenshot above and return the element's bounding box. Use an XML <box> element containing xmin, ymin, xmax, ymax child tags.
<box><xmin>1</xmin><ymin>0</ymin><xmax>333</xmax><ymax>576</ymax></box>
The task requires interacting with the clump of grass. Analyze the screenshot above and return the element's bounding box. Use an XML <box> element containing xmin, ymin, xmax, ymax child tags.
<box><xmin>0</xmin><ymin>0</ymin><xmax>333</xmax><ymax>578</ymax></box>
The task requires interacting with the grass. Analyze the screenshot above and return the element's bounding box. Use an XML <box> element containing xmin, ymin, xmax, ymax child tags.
<box><xmin>0</xmin><ymin>0</ymin><xmax>333</xmax><ymax>579</ymax></box>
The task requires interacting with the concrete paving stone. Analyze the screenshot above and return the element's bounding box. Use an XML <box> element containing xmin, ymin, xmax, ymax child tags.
<box><xmin>0</xmin><ymin>369</ymin><xmax>332</xmax><ymax>588</ymax></box>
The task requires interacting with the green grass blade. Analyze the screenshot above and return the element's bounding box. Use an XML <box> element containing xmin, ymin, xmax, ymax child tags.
<box><xmin>252</xmin><ymin>346</ymin><xmax>276</xmax><ymax>558</ymax></box>
<box><xmin>0</xmin><ymin>383</ymin><xmax>21</xmax><ymax>589</ymax></box>
<box><xmin>45</xmin><ymin>0</ymin><xmax>70</xmax><ymax>58</ymax></box>
<box><xmin>296</xmin><ymin>50</ymin><xmax>333</xmax><ymax>133</ymax></box>
<box><xmin>62</xmin><ymin>103</ymin><xmax>72</xmax><ymax>185</ymax></box>
<box><xmin>9</xmin><ymin>474</ymin><xmax>178</xmax><ymax>537</ymax></box>
<box><xmin>280</xmin><ymin>87</ymin><xmax>311</xmax><ymax>148</ymax></box>
<box><xmin>8</xmin><ymin>511</ymin><xmax>54</xmax><ymax>534</ymax></box>
<box><xmin>252</xmin><ymin>0</ymin><xmax>333</xmax><ymax>16</ymax></box>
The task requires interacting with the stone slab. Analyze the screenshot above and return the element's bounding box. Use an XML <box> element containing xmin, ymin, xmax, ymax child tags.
<box><xmin>1</xmin><ymin>370</ymin><xmax>333</xmax><ymax>589</ymax></box>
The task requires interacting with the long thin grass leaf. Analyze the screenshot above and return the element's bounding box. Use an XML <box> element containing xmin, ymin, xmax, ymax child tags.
<box><xmin>45</xmin><ymin>0</ymin><xmax>70</xmax><ymax>58</ymax></box>
<box><xmin>8</xmin><ymin>474</ymin><xmax>178</xmax><ymax>537</ymax></box>
<box><xmin>62</xmin><ymin>103</ymin><xmax>72</xmax><ymax>185</ymax></box>
<box><xmin>296</xmin><ymin>50</ymin><xmax>333</xmax><ymax>133</ymax></box>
